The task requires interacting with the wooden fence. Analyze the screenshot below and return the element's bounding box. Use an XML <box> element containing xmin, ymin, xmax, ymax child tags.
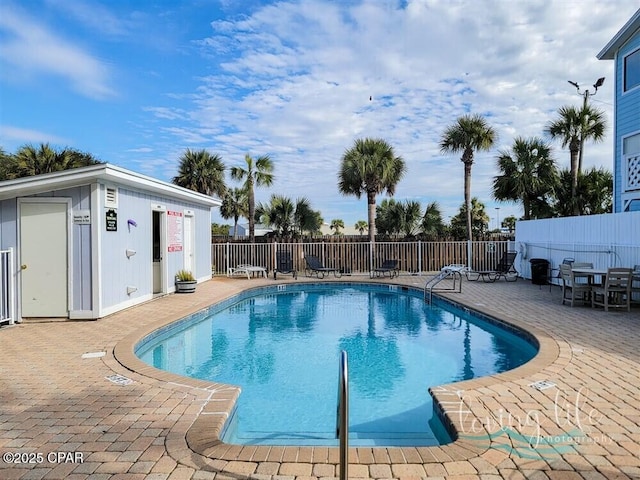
<box><xmin>211</xmin><ymin>241</ymin><xmax>515</xmax><ymax>276</ymax></box>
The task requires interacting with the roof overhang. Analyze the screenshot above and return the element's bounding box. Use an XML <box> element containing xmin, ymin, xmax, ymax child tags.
<box><xmin>0</xmin><ymin>163</ymin><xmax>222</xmax><ymax>207</ymax></box>
<box><xmin>597</xmin><ymin>8</ymin><xmax>640</xmax><ymax>60</ymax></box>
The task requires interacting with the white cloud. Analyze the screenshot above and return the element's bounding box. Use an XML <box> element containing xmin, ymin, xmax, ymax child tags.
<box><xmin>138</xmin><ymin>1</ymin><xmax>638</xmax><ymax>224</ymax></box>
<box><xmin>0</xmin><ymin>3</ymin><xmax>116</xmax><ymax>99</ymax></box>
<box><xmin>0</xmin><ymin>125</ymin><xmax>68</xmax><ymax>146</ymax></box>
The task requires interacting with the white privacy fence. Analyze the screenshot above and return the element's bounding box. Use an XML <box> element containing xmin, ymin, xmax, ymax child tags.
<box><xmin>1</xmin><ymin>248</ymin><xmax>15</xmax><ymax>325</ymax></box>
<box><xmin>515</xmin><ymin>241</ymin><xmax>640</xmax><ymax>283</ymax></box>
<box><xmin>211</xmin><ymin>240</ymin><xmax>516</xmax><ymax>276</ymax></box>
<box><xmin>515</xmin><ymin>212</ymin><xmax>640</xmax><ymax>282</ymax></box>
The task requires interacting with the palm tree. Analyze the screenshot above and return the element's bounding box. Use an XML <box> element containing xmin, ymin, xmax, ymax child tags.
<box><xmin>10</xmin><ymin>143</ymin><xmax>101</xmax><ymax>178</ymax></box>
<box><xmin>545</xmin><ymin>104</ymin><xmax>606</xmax><ymax>214</ymax></box>
<box><xmin>230</xmin><ymin>154</ymin><xmax>274</xmax><ymax>243</ymax></box>
<box><xmin>440</xmin><ymin>114</ymin><xmax>497</xmax><ymax>241</ymax></box>
<box><xmin>399</xmin><ymin>200</ymin><xmax>422</xmax><ymax>237</ymax></box>
<box><xmin>354</xmin><ymin>220</ymin><xmax>368</xmax><ymax>236</ymax></box>
<box><xmin>502</xmin><ymin>215</ymin><xmax>517</xmax><ymax>233</ymax></box>
<box><xmin>420</xmin><ymin>201</ymin><xmax>445</xmax><ymax>240</ymax></box>
<box><xmin>492</xmin><ymin>137</ymin><xmax>559</xmax><ymax>220</ymax></box>
<box><xmin>375</xmin><ymin>198</ymin><xmax>402</xmax><ymax>237</ymax></box>
<box><xmin>172</xmin><ymin>149</ymin><xmax>226</xmax><ymax>197</ymax></box>
<box><xmin>256</xmin><ymin>194</ymin><xmax>295</xmax><ymax>237</ymax></box>
<box><xmin>553</xmin><ymin>167</ymin><xmax>613</xmax><ymax>216</ymax></box>
<box><xmin>220</xmin><ymin>188</ymin><xmax>248</xmax><ymax>240</ymax></box>
<box><xmin>293</xmin><ymin>197</ymin><xmax>321</xmax><ymax>237</ymax></box>
<box><xmin>338</xmin><ymin>138</ymin><xmax>406</xmax><ymax>242</ymax></box>
<box><xmin>330</xmin><ymin>219</ymin><xmax>345</xmax><ymax>235</ymax></box>
<box><xmin>0</xmin><ymin>147</ymin><xmax>16</xmax><ymax>180</ymax></box>
<box><xmin>450</xmin><ymin>197</ymin><xmax>490</xmax><ymax>240</ymax></box>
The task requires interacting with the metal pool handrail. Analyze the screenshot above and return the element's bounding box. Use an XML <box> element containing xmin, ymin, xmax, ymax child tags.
<box><xmin>336</xmin><ymin>350</ymin><xmax>348</xmax><ymax>480</ymax></box>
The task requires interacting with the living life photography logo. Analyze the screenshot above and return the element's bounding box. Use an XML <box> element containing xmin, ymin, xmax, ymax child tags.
<box><xmin>452</xmin><ymin>385</ymin><xmax>612</xmax><ymax>459</ymax></box>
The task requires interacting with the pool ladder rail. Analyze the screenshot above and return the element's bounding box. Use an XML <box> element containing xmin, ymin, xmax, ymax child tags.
<box><xmin>336</xmin><ymin>350</ymin><xmax>348</xmax><ymax>480</ymax></box>
<box><xmin>424</xmin><ymin>264</ymin><xmax>465</xmax><ymax>303</ymax></box>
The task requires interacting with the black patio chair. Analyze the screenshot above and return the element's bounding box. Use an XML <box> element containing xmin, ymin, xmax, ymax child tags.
<box><xmin>273</xmin><ymin>250</ymin><xmax>297</xmax><ymax>280</ymax></box>
<box><xmin>466</xmin><ymin>251</ymin><xmax>518</xmax><ymax>283</ymax></box>
<box><xmin>304</xmin><ymin>254</ymin><xmax>342</xmax><ymax>279</ymax></box>
<box><xmin>370</xmin><ymin>259</ymin><xmax>399</xmax><ymax>278</ymax></box>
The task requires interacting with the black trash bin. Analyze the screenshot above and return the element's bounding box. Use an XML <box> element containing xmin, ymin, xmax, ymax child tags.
<box><xmin>530</xmin><ymin>258</ymin><xmax>549</xmax><ymax>285</ymax></box>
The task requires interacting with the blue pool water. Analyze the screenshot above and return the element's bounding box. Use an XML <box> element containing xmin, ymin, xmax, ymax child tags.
<box><xmin>136</xmin><ymin>283</ymin><xmax>537</xmax><ymax>446</ymax></box>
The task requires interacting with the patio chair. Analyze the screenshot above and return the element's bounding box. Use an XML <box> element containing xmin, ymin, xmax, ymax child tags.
<box><xmin>632</xmin><ymin>265</ymin><xmax>640</xmax><ymax>304</ymax></box>
<box><xmin>549</xmin><ymin>257</ymin><xmax>575</xmax><ymax>290</ymax></box>
<box><xmin>273</xmin><ymin>250</ymin><xmax>297</xmax><ymax>280</ymax></box>
<box><xmin>560</xmin><ymin>263</ymin><xmax>591</xmax><ymax>307</ymax></box>
<box><xmin>370</xmin><ymin>259</ymin><xmax>399</xmax><ymax>278</ymax></box>
<box><xmin>466</xmin><ymin>251</ymin><xmax>518</xmax><ymax>283</ymax></box>
<box><xmin>304</xmin><ymin>254</ymin><xmax>342</xmax><ymax>279</ymax></box>
<box><xmin>591</xmin><ymin>267</ymin><xmax>633</xmax><ymax>312</ymax></box>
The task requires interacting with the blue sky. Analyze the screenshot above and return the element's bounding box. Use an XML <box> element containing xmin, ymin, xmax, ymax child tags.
<box><xmin>0</xmin><ymin>1</ymin><xmax>636</xmax><ymax>230</ymax></box>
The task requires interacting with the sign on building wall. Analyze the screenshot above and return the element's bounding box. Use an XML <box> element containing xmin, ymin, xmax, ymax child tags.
<box><xmin>106</xmin><ymin>209</ymin><xmax>117</xmax><ymax>231</ymax></box>
<box><xmin>73</xmin><ymin>209</ymin><xmax>91</xmax><ymax>224</ymax></box>
<box><xmin>167</xmin><ymin>210</ymin><xmax>183</xmax><ymax>252</ymax></box>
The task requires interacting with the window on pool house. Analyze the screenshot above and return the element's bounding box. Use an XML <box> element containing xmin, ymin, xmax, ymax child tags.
<box><xmin>624</xmin><ymin>48</ymin><xmax>640</xmax><ymax>92</ymax></box>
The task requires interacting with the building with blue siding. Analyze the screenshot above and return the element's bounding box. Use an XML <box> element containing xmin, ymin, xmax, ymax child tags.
<box><xmin>0</xmin><ymin>164</ymin><xmax>221</xmax><ymax>321</ymax></box>
<box><xmin>597</xmin><ymin>9</ymin><xmax>640</xmax><ymax>212</ymax></box>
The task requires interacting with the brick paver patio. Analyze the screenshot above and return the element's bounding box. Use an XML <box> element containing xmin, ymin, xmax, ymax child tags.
<box><xmin>1</xmin><ymin>274</ymin><xmax>638</xmax><ymax>479</ymax></box>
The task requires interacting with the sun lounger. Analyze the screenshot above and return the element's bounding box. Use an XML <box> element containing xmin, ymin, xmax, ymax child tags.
<box><xmin>304</xmin><ymin>254</ymin><xmax>342</xmax><ymax>279</ymax></box>
<box><xmin>466</xmin><ymin>251</ymin><xmax>518</xmax><ymax>283</ymax></box>
<box><xmin>274</xmin><ymin>250</ymin><xmax>297</xmax><ymax>279</ymax></box>
<box><xmin>370</xmin><ymin>259</ymin><xmax>399</xmax><ymax>278</ymax></box>
<box><xmin>227</xmin><ymin>264</ymin><xmax>268</xmax><ymax>279</ymax></box>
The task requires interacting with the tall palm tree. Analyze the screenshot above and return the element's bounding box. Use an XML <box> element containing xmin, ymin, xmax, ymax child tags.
<box><xmin>492</xmin><ymin>137</ymin><xmax>559</xmax><ymax>220</ymax></box>
<box><xmin>338</xmin><ymin>138</ymin><xmax>406</xmax><ymax>242</ymax></box>
<box><xmin>220</xmin><ymin>187</ymin><xmax>248</xmax><ymax>240</ymax></box>
<box><xmin>545</xmin><ymin>104</ymin><xmax>606</xmax><ymax>214</ymax></box>
<box><xmin>230</xmin><ymin>154</ymin><xmax>274</xmax><ymax>243</ymax></box>
<box><xmin>172</xmin><ymin>149</ymin><xmax>226</xmax><ymax>197</ymax></box>
<box><xmin>440</xmin><ymin>114</ymin><xmax>496</xmax><ymax>241</ymax></box>
<box><xmin>354</xmin><ymin>220</ymin><xmax>368</xmax><ymax>236</ymax></box>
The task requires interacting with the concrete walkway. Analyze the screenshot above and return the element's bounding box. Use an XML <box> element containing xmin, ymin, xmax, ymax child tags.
<box><xmin>0</xmin><ymin>274</ymin><xmax>638</xmax><ymax>480</ymax></box>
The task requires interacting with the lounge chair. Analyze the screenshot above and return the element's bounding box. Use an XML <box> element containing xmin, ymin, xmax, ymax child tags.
<box><xmin>560</xmin><ymin>263</ymin><xmax>591</xmax><ymax>307</ymax></box>
<box><xmin>227</xmin><ymin>264</ymin><xmax>268</xmax><ymax>279</ymax></box>
<box><xmin>591</xmin><ymin>267</ymin><xmax>633</xmax><ymax>312</ymax></box>
<box><xmin>304</xmin><ymin>254</ymin><xmax>342</xmax><ymax>279</ymax></box>
<box><xmin>370</xmin><ymin>259</ymin><xmax>399</xmax><ymax>278</ymax></box>
<box><xmin>273</xmin><ymin>250</ymin><xmax>297</xmax><ymax>280</ymax></box>
<box><xmin>466</xmin><ymin>251</ymin><xmax>518</xmax><ymax>283</ymax></box>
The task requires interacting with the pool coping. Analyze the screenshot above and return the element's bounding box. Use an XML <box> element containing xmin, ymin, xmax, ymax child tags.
<box><xmin>112</xmin><ymin>278</ymin><xmax>561</xmax><ymax>471</ymax></box>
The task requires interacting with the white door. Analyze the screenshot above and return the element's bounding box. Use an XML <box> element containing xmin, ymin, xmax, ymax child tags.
<box><xmin>183</xmin><ymin>214</ymin><xmax>194</xmax><ymax>273</ymax></box>
<box><xmin>20</xmin><ymin>201</ymin><xmax>69</xmax><ymax>317</ymax></box>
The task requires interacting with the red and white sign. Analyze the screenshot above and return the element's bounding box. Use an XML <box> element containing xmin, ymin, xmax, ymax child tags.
<box><xmin>167</xmin><ymin>210</ymin><xmax>183</xmax><ymax>252</ymax></box>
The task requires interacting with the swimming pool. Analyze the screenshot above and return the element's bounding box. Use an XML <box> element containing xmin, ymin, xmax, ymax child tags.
<box><xmin>136</xmin><ymin>283</ymin><xmax>537</xmax><ymax>447</ymax></box>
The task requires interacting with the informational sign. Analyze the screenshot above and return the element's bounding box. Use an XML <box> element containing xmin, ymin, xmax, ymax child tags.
<box><xmin>73</xmin><ymin>209</ymin><xmax>91</xmax><ymax>224</ymax></box>
<box><xmin>167</xmin><ymin>210</ymin><xmax>183</xmax><ymax>252</ymax></box>
<box><xmin>106</xmin><ymin>209</ymin><xmax>117</xmax><ymax>231</ymax></box>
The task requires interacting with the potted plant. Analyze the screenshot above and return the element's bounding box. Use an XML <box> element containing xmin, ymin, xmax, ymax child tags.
<box><xmin>175</xmin><ymin>270</ymin><xmax>197</xmax><ymax>293</ymax></box>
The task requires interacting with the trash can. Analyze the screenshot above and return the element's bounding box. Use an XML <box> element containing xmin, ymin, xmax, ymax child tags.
<box><xmin>530</xmin><ymin>258</ymin><xmax>549</xmax><ymax>285</ymax></box>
